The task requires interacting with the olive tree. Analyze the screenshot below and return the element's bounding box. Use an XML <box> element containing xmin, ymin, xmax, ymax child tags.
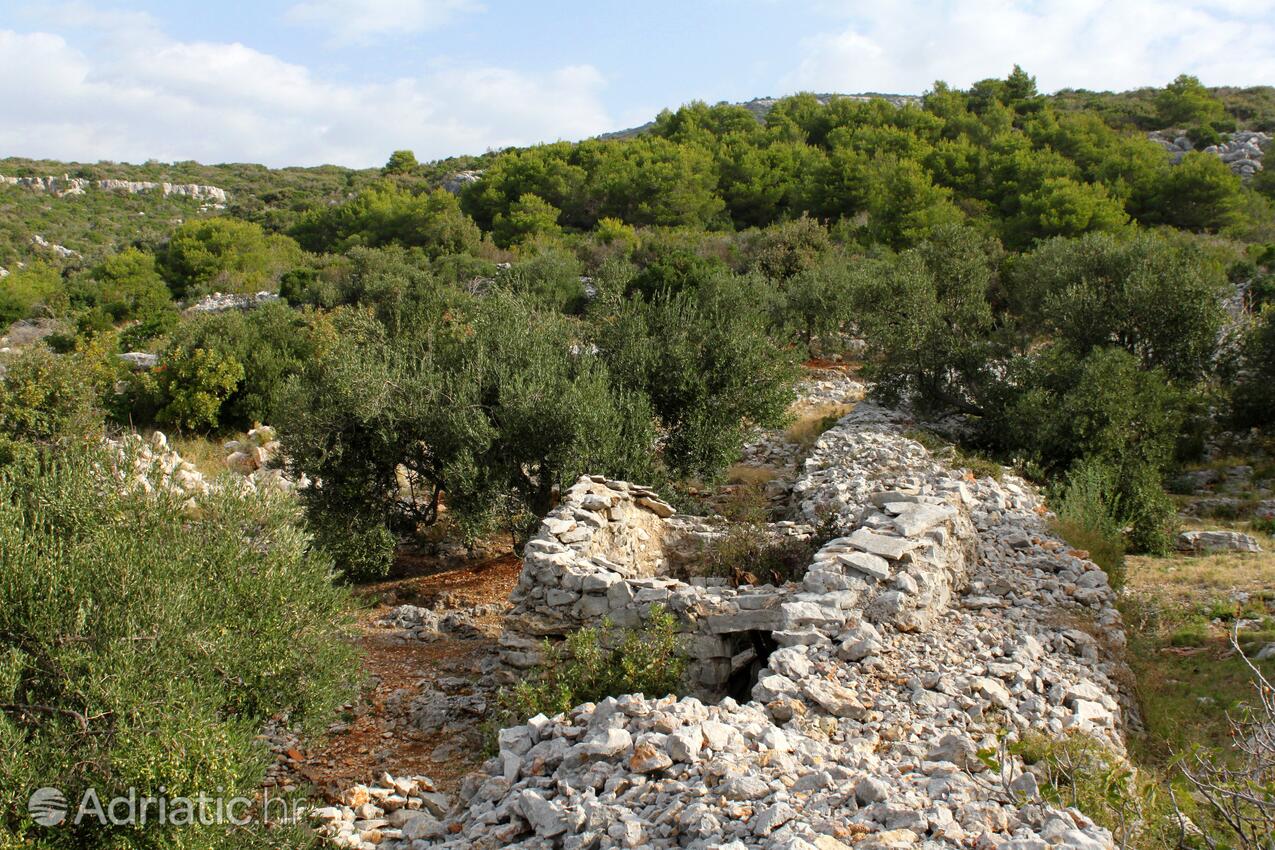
<box><xmin>277</xmin><ymin>296</ymin><xmax>656</xmax><ymax>578</ymax></box>
<box><xmin>1009</xmin><ymin>231</ymin><xmax>1225</xmax><ymax>381</ymax></box>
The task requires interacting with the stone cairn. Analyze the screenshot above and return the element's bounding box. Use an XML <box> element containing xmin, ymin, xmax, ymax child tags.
<box><xmin>317</xmin><ymin>399</ymin><xmax>1133</xmax><ymax>849</ymax></box>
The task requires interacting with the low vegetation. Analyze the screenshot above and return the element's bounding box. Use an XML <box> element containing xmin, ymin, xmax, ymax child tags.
<box><xmin>1010</xmin><ymin>732</ymin><xmax>1184</xmax><ymax>850</ymax></box>
<box><xmin>487</xmin><ymin>605</ymin><xmax>687</xmax><ymax>743</ymax></box>
<box><xmin>0</xmin><ymin>450</ymin><xmax>359</xmax><ymax>849</ymax></box>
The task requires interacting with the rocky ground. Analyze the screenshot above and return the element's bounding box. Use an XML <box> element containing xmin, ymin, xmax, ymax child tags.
<box><xmin>263</xmin><ymin>554</ymin><xmax>523</xmax><ymax>803</ymax></box>
<box><xmin>311</xmin><ymin>374</ymin><xmax>1136</xmax><ymax>850</ymax></box>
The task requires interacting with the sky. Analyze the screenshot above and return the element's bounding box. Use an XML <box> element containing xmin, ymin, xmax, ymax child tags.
<box><xmin>0</xmin><ymin>0</ymin><xmax>1273</xmax><ymax>169</ymax></box>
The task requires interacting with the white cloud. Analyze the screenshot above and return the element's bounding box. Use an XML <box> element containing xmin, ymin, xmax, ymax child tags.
<box><xmin>283</xmin><ymin>0</ymin><xmax>482</xmax><ymax>46</ymax></box>
<box><xmin>0</xmin><ymin>22</ymin><xmax>613</xmax><ymax>168</ymax></box>
<box><xmin>785</xmin><ymin>0</ymin><xmax>1275</xmax><ymax>95</ymax></box>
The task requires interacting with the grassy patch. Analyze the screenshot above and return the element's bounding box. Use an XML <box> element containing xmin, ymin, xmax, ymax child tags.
<box><xmin>1121</xmin><ymin>538</ymin><xmax>1275</xmax><ymax>763</ymax></box>
<box><xmin>783</xmin><ymin>402</ymin><xmax>854</xmax><ymax>453</ymax></box>
<box><xmin>726</xmin><ymin>463</ymin><xmax>783</xmax><ymax>487</ymax></box>
<box><xmin>167</xmin><ymin>430</ymin><xmax>243</xmax><ymax>477</ymax></box>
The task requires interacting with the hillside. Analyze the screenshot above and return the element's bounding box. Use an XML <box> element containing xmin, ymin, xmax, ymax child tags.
<box><xmin>3</xmin><ymin>69</ymin><xmax>1275</xmax><ymax>850</ymax></box>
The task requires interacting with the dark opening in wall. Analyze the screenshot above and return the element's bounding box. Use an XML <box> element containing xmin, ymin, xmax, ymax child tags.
<box><xmin>724</xmin><ymin>630</ymin><xmax>778</xmax><ymax>703</ymax></box>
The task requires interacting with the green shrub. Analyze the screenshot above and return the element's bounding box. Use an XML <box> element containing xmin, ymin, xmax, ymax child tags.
<box><xmin>290</xmin><ymin>182</ymin><xmax>481</xmax><ymax>257</ymax></box>
<box><xmin>1010</xmin><ymin>731</ymin><xmax>1183</xmax><ymax>850</ymax></box>
<box><xmin>1010</xmin><ymin>231</ymin><xmax>1226</xmax><ymax>383</ymax></box>
<box><xmin>0</xmin><ymin>345</ymin><xmax>115</xmax><ymax>468</ymax></box>
<box><xmin>150</xmin><ymin>346</ymin><xmax>245</xmax><ymax>432</ymax></box>
<box><xmin>161</xmin><ymin>217</ymin><xmax>301</xmax><ymax>299</ymax></box>
<box><xmin>0</xmin><ymin>264</ymin><xmax>65</xmax><ymax>324</ymax></box>
<box><xmin>488</xmin><ymin>605</ymin><xmax>686</xmax><ymax>738</ymax></box>
<box><xmin>1050</xmin><ymin>454</ymin><xmax>1175</xmax><ymax>562</ymax></box>
<box><xmin>308</xmin><ymin>507</ymin><xmax>397</xmax><ymax>583</ymax></box>
<box><xmin>1187</xmin><ymin>123</ymin><xmax>1222</xmax><ymax>148</ymax></box>
<box><xmin>1051</xmin><ymin>461</ymin><xmax>1127</xmax><ymax>590</ymax></box>
<box><xmin>492</xmin><ymin>193</ymin><xmax>563</xmax><ymax>248</ymax></box>
<box><xmin>0</xmin><ymin>450</ymin><xmax>359</xmax><ymax>848</ymax></box>
<box><xmin>1119</xmin><ymin>463</ymin><xmax>1178</xmax><ymax>556</ymax></box>
<box><xmin>498</xmin><ymin>248</ymin><xmax>585</xmax><ymax>312</ymax></box>
<box><xmin>1231</xmin><ymin>306</ymin><xmax>1275</xmax><ymax>432</ymax></box>
<box><xmin>854</xmin><ymin>225</ymin><xmax>1000</xmax><ymax>415</ymax></box>
<box><xmin>597</xmin><ymin>277</ymin><xmax>798</xmax><ymax>480</ymax></box>
<box><xmin>277</xmin><ymin>296</ymin><xmax>658</xmax><ymax>574</ymax></box>
<box><xmin>150</xmin><ymin>303</ymin><xmax>330</xmax><ymax>430</ymax></box>
<box><xmin>72</xmin><ymin>247</ymin><xmax>173</xmax><ymax>323</ymax></box>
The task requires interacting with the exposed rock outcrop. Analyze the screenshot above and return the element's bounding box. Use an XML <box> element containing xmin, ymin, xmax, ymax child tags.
<box><xmin>0</xmin><ymin>174</ymin><xmax>228</xmax><ymax>202</ymax></box>
<box><xmin>441</xmin><ymin>170</ymin><xmax>483</xmax><ymax>195</ymax></box>
<box><xmin>1148</xmin><ymin>129</ymin><xmax>1270</xmax><ymax>179</ymax></box>
<box><xmin>185</xmin><ymin>290</ymin><xmax>282</xmax><ymax>314</ymax></box>
<box><xmin>31</xmin><ymin>233</ymin><xmax>80</xmax><ymax>259</ymax></box>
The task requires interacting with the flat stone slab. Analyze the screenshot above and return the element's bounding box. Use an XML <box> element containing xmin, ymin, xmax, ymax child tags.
<box><xmin>847</xmin><ymin>527</ymin><xmax>919</xmax><ymax>561</ymax></box>
<box><xmin>836</xmin><ymin>551</ymin><xmax>891</xmax><ymax>581</ymax></box>
<box><xmin>887</xmin><ymin>503</ymin><xmax>954</xmax><ymax>537</ymax></box>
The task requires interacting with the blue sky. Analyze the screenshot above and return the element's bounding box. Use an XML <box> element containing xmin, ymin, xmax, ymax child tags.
<box><xmin>1</xmin><ymin>1</ymin><xmax>1273</xmax><ymax>168</ymax></box>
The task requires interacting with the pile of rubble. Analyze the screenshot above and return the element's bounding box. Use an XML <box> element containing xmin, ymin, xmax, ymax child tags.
<box><xmin>104</xmin><ymin>425</ymin><xmax>304</xmax><ymax>505</ymax></box>
<box><xmin>376</xmin><ymin>603</ymin><xmax>503</xmax><ymax>642</ymax></box>
<box><xmin>1148</xmin><ymin>129</ymin><xmax>1270</xmax><ymax>178</ymax></box>
<box><xmin>325</xmin><ymin>398</ymin><xmax>1134</xmax><ymax>849</ymax></box>
<box><xmin>313</xmin><ymin>775</ymin><xmax>454</xmax><ymax>846</ymax></box>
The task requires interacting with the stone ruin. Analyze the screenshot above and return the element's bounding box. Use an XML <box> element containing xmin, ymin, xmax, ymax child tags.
<box><xmin>498</xmin><ymin>432</ymin><xmax>979</xmax><ymax>702</ymax></box>
<box><xmin>499</xmin><ymin>478</ymin><xmax>821</xmax><ymax>698</ymax></box>
<box><xmin>317</xmin><ymin>399</ymin><xmax>1136</xmax><ymax>849</ymax></box>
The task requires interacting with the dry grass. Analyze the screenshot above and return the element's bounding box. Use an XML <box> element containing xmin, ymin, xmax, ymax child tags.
<box><xmin>1125</xmin><ymin>522</ymin><xmax>1275</xmax><ymax>609</ymax></box>
<box><xmin>726</xmin><ymin>464</ymin><xmax>784</xmax><ymax>487</ymax></box>
<box><xmin>167</xmin><ymin>431</ymin><xmax>240</xmax><ymax>477</ymax></box>
<box><xmin>784</xmin><ymin>402</ymin><xmax>854</xmax><ymax>452</ymax></box>
<box><xmin>1121</xmin><ymin>521</ymin><xmax>1275</xmax><ymax>766</ymax></box>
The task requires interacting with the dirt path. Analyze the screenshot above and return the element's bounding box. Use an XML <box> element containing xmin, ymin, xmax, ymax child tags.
<box><xmin>288</xmin><ymin>552</ymin><xmax>521</xmax><ymax>799</ymax></box>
